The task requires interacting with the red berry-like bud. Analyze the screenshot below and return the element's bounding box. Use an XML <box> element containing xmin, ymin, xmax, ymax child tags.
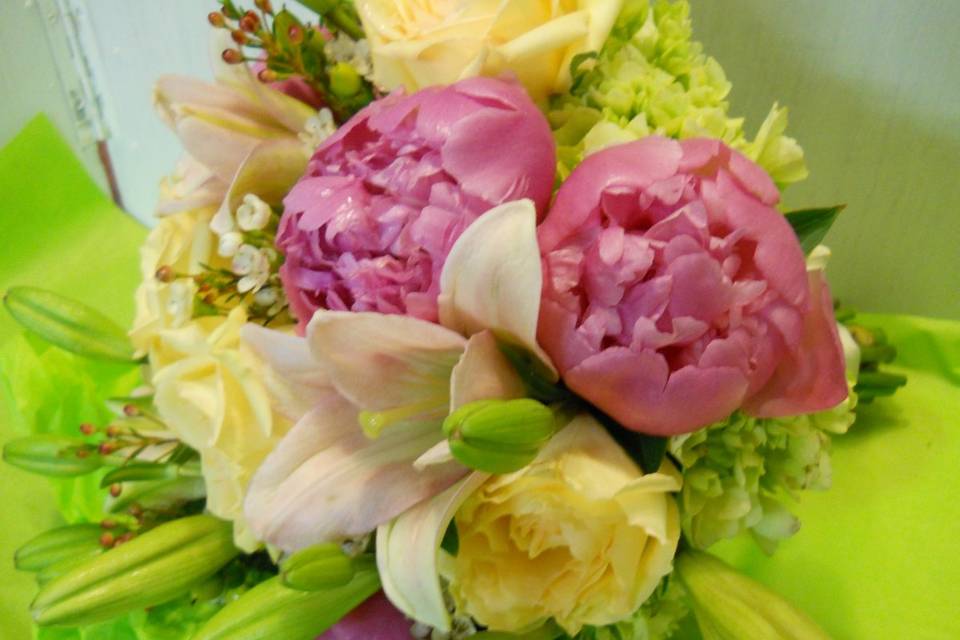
<box><xmin>231</xmin><ymin>29</ymin><xmax>247</xmax><ymax>45</ymax></box>
<box><xmin>155</xmin><ymin>265</ymin><xmax>174</xmax><ymax>282</ymax></box>
<box><xmin>76</xmin><ymin>448</ymin><xmax>90</xmax><ymax>459</ymax></box>
<box><xmin>109</xmin><ymin>483</ymin><xmax>122</xmax><ymax>498</ymax></box>
<box><xmin>257</xmin><ymin>68</ymin><xmax>278</xmax><ymax>83</ymax></box>
<box><xmin>255</xmin><ymin>0</ymin><xmax>273</xmax><ymax>13</ymax></box>
<box><xmin>221</xmin><ymin>49</ymin><xmax>244</xmax><ymax>65</ymax></box>
<box><xmin>240</xmin><ymin>11</ymin><xmax>260</xmax><ymax>32</ymax></box>
<box><xmin>114</xmin><ymin>532</ymin><xmax>135</xmax><ymax>547</ymax></box>
<box><xmin>287</xmin><ymin>24</ymin><xmax>304</xmax><ymax>44</ymax></box>
<box><xmin>208</xmin><ymin>11</ymin><xmax>226</xmax><ymax>27</ymax></box>
<box><xmin>129</xmin><ymin>503</ymin><xmax>143</xmax><ymax>517</ymax></box>
<box><xmin>105</xmin><ymin>425</ymin><xmax>120</xmax><ymax>438</ymax></box>
<box><xmin>123</xmin><ymin>403</ymin><xmax>140</xmax><ymax>417</ymax></box>
<box><xmin>100</xmin><ymin>532</ymin><xmax>115</xmax><ymax>547</ymax></box>
<box><xmin>99</xmin><ymin>442</ymin><xmax>115</xmax><ymax>455</ymax></box>
<box><xmin>79</xmin><ymin>422</ymin><xmax>96</xmax><ymax>435</ymax></box>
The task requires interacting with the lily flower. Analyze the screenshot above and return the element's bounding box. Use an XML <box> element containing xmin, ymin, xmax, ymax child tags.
<box><xmin>241</xmin><ymin>199</ymin><xmax>553</xmax><ymax>552</ymax></box>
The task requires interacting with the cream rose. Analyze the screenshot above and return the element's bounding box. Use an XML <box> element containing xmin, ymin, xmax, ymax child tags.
<box><xmin>357</xmin><ymin>0</ymin><xmax>624</xmax><ymax>101</ymax></box>
<box><xmin>449</xmin><ymin>414</ymin><xmax>681</xmax><ymax>634</ymax></box>
<box><xmin>150</xmin><ymin>307</ymin><xmax>294</xmax><ymax>551</ymax></box>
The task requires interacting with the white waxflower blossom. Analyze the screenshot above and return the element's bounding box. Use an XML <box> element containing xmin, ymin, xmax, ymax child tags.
<box><xmin>218</xmin><ymin>231</ymin><xmax>244</xmax><ymax>258</ymax></box>
<box><xmin>233</xmin><ymin>244</ymin><xmax>271</xmax><ymax>294</ymax></box>
<box><xmin>299</xmin><ymin>108</ymin><xmax>337</xmax><ymax>149</ymax></box>
<box><xmin>324</xmin><ymin>33</ymin><xmax>373</xmax><ymax>79</ymax></box>
<box><xmin>252</xmin><ymin>286</ymin><xmax>279</xmax><ymax>309</ymax></box>
<box><xmin>236</xmin><ymin>193</ymin><xmax>273</xmax><ymax>231</ymax></box>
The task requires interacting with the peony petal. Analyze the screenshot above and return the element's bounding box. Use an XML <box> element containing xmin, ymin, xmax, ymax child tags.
<box><xmin>244</xmin><ymin>399</ymin><xmax>467</xmax><ymax>551</ymax></box>
<box><xmin>377</xmin><ymin>473</ymin><xmax>489</xmax><ymax>631</ymax></box>
<box><xmin>307</xmin><ymin>311</ymin><xmax>466</xmax><ymax>412</ymax></box>
<box><xmin>211</xmin><ymin>138</ymin><xmax>310</xmax><ymax>236</ymax></box>
<box><xmin>743</xmin><ymin>270</ymin><xmax>849</xmax><ymax>417</ymax></box>
<box><xmin>438</xmin><ymin>200</ymin><xmax>557</xmax><ymax>378</ymax></box>
<box><xmin>318</xmin><ymin>592</ymin><xmax>411</xmax><ymax>640</ymax></box>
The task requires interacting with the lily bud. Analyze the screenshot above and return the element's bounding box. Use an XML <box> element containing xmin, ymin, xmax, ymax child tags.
<box><xmin>3</xmin><ymin>435</ymin><xmax>102</xmax><ymax>477</ymax></box>
<box><xmin>192</xmin><ymin>559</ymin><xmax>380</xmax><ymax>640</ymax></box>
<box><xmin>3</xmin><ymin>286</ymin><xmax>137</xmax><ymax>362</ymax></box>
<box><xmin>676</xmin><ymin>549</ymin><xmax>831</xmax><ymax>640</ymax></box>
<box><xmin>31</xmin><ymin>515</ymin><xmax>239</xmax><ymax>627</ymax></box>
<box><xmin>443</xmin><ymin>399</ymin><xmax>556</xmax><ymax>474</ymax></box>
<box><xmin>15</xmin><ymin>524</ymin><xmax>104</xmax><ymax>572</ymax></box>
<box><xmin>280</xmin><ymin>543</ymin><xmax>356</xmax><ymax>591</ymax></box>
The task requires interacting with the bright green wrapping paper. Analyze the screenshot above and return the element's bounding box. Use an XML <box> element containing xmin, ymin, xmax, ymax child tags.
<box><xmin>1</xmin><ymin>117</ymin><xmax>958</xmax><ymax>639</ymax></box>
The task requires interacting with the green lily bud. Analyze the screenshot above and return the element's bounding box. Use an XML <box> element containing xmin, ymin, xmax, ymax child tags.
<box><xmin>676</xmin><ymin>550</ymin><xmax>830</xmax><ymax>640</ymax></box>
<box><xmin>3</xmin><ymin>286</ymin><xmax>137</xmax><ymax>362</ymax></box>
<box><xmin>15</xmin><ymin>524</ymin><xmax>104</xmax><ymax>572</ymax></box>
<box><xmin>281</xmin><ymin>543</ymin><xmax>356</xmax><ymax>591</ymax></box>
<box><xmin>444</xmin><ymin>399</ymin><xmax>557</xmax><ymax>474</ymax></box>
<box><xmin>329</xmin><ymin>62</ymin><xmax>362</xmax><ymax>98</ymax></box>
<box><xmin>106</xmin><ymin>474</ymin><xmax>206</xmax><ymax>514</ymax></box>
<box><xmin>3</xmin><ymin>435</ymin><xmax>102</xmax><ymax>477</ymax></box>
<box><xmin>31</xmin><ymin>514</ymin><xmax>239</xmax><ymax>627</ymax></box>
<box><xmin>192</xmin><ymin>557</ymin><xmax>380</xmax><ymax>640</ymax></box>
<box><xmin>37</xmin><ymin>552</ymin><xmax>103</xmax><ymax>587</ymax></box>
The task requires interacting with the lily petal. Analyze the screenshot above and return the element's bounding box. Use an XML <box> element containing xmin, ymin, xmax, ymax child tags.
<box><xmin>377</xmin><ymin>473</ymin><xmax>489</xmax><ymax>631</ymax></box>
<box><xmin>438</xmin><ymin>199</ymin><xmax>557</xmax><ymax>378</ymax></box>
<box><xmin>240</xmin><ymin>323</ymin><xmax>331</xmax><ymax>422</ymax></box>
<box><xmin>244</xmin><ymin>398</ymin><xmax>467</xmax><ymax>552</ymax></box>
<box><xmin>212</xmin><ymin>138</ymin><xmax>311</xmax><ymax>236</ymax></box>
<box><xmin>307</xmin><ymin>311</ymin><xmax>466</xmax><ymax>412</ymax></box>
<box><xmin>449</xmin><ymin>330</ymin><xmax>527</xmax><ymax>410</ymax></box>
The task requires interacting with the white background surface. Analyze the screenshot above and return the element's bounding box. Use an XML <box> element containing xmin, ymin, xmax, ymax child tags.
<box><xmin>1</xmin><ymin>0</ymin><xmax>958</xmax><ymax>318</ymax></box>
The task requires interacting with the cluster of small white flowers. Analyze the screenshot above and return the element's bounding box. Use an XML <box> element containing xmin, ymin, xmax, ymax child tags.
<box><xmin>299</xmin><ymin>108</ymin><xmax>337</xmax><ymax>149</ymax></box>
<box><xmin>324</xmin><ymin>33</ymin><xmax>373</xmax><ymax>80</ymax></box>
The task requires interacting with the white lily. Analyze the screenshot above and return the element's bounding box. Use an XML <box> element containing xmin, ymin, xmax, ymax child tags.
<box><xmin>242</xmin><ymin>199</ymin><xmax>552</xmax><ymax>554</ymax></box>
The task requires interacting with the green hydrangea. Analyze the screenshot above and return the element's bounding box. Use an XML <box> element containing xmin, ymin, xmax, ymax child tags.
<box><xmin>549</xmin><ymin>0</ymin><xmax>807</xmax><ymax>187</ymax></box>
<box><xmin>575</xmin><ymin>578</ymin><xmax>690</xmax><ymax>640</ymax></box>
<box><xmin>669</xmin><ymin>390</ymin><xmax>857</xmax><ymax>553</ymax></box>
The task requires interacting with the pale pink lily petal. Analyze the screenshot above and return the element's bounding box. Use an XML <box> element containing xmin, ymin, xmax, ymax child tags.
<box><xmin>743</xmin><ymin>270</ymin><xmax>848</xmax><ymax>417</ymax></box>
<box><xmin>318</xmin><ymin>592</ymin><xmax>411</xmax><ymax>640</ymax></box>
<box><xmin>306</xmin><ymin>311</ymin><xmax>467</xmax><ymax>412</ymax></box>
<box><xmin>377</xmin><ymin>473</ymin><xmax>489</xmax><ymax>632</ymax></box>
<box><xmin>449</xmin><ymin>330</ymin><xmax>527</xmax><ymax>410</ymax></box>
<box><xmin>439</xmin><ymin>199</ymin><xmax>557</xmax><ymax>377</ymax></box>
<box><xmin>211</xmin><ymin>138</ymin><xmax>311</xmax><ymax>236</ymax></box>
<box><xmin>244</xmin><ymin>400</ymin><xmax>467</xmax><ymax>552</ymax></box>
<box><xmin>240</xmin><ymin>324</ymin><xmax>331</xmax><ymax>422</ymax></box>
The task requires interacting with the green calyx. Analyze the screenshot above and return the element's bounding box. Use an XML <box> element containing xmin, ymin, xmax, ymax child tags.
<box><xmin>280</xmin><ymin>543</ymin><xmax>358</xmax><ymax>591</ymax></box>
<box><xmin>192</xmin><ymin>558</ymin><xmax>380</xmax><ymax>640</ymax></box>
<box><xmin>443</xmin><ymin>399</ymin><xmax>558</xmax><ymax>475</ymax></box>
<box><xmin>31</xmin><ymin>514</ymin><xmax>240</xmax><ymax>627</ymax></box>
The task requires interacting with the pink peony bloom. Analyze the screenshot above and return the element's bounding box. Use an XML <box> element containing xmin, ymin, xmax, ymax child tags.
<box><xmin>318</xmin><ymin>592</ymin><xmax>411</xmax><ymax>640</ymax></box>
<box><xmin>537</xmin><ymin>137</ymin><xmax>847</xmax><ymax>436</ymax></box>
<box><xmin>277</xmin><ymin>77</ymin><xmax>556</xmax><ymax>331</ymax></box>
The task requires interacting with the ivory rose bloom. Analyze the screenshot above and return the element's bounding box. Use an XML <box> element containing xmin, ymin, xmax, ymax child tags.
<box><xmin>357</xmin><ymin>0</ymin><xmax>623</xmax><ymax>101</ymax></box>
<box><xmin>150</xmin><ymin>307</ymin><xmax>294</xmax><ymax>551</ymax></box>
<box><xmin>449</xmin><ymin>415</ymin><xmax>681</xmax><ymax>635</ymax></box>
<box><xmin>537</xmin><ymin>137</ymin><xmax>848</xmax><ymax>436</ymax></box>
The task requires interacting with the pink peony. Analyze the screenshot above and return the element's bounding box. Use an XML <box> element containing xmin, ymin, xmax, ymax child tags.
<box><xmin>537</xmin><ymin>137</ymin><xmax>848</xmax><ymax>436</ymax></box>
<box><xmin>277</xmin><ymin>77</ymin><xmax>556</xmax><ymax>331</ymax></box>
<box><xmin>318</xmin><ymin>592</ymin><xmax>411</xmax><ymax>640</ymax></box>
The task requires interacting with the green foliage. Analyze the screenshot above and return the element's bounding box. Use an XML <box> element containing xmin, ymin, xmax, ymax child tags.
<box><xmin>785</xmin><ymin>206</ymin><xmax>845</xmax><ymax>254</ymax></box>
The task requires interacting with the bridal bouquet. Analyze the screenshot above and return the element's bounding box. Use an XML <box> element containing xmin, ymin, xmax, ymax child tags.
<box><xmin>3</xmin><ymin>1</ymin><xmax>908</xmax><ymax>638</ymax></box>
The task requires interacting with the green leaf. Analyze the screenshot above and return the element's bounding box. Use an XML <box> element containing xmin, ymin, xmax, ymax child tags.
<box><xmin>3</xmin><ymin>286</ymin><xmax>137</xmax><ymax>362</ymax></box>
<box><xmin>3</xmin><ymin>434</ymin><xmax>102</xmax><ymax>477</ymax></box>
<box><xmin>497</xmin><ymin>339</ymin><xmax>569</xmax><ymax>404</ymax></box>
<box><xmin>783</xmin><ymin>205</ymin><xmax>844</xmax><ymax>254</ymax></box>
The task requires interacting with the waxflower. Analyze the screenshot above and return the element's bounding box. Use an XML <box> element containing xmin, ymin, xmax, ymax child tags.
<box><xmin>537</xmin><ymin>137</ymin><xmax>848</xmax><ymax>436</ymax></box>
<box><xmin>356</xmin><ymin>0</ymin><xmax>623</xmax><ymax>102</ymax></box>
<box><xmin>276</xmin><ymin>77</ymin><xmax>555</xmax><ymax>331</ymax></box>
